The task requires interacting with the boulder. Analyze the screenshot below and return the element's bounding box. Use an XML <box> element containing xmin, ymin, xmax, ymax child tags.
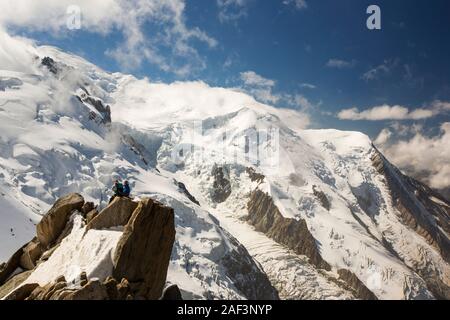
<box><xmin>87</xmin><ymin>197</ymin><xmax>138</xmax><ymax>230</ymax></box>
<box><xmin>37</xmin><ymin>193</ymin><xmax>84</xmax><ymax>248</ymax></box>
<box><xmin>86</xmin><ymin>209</ymin><xmax>99</xmax><ymax>224</ymax></box>
<box><xmin>113</xmin><ymin>198</ymin><xmax>175</xmax><ymax>299</ymax></box>
<box><xmin>0</xmin><ymin>241</ymin><xmax>30</xmax><ymax>285</ymax></box>
<box><xmin>4</xmin><ymin>283</ymin><xmax>39</xmax><ymax>300</ymax></box>
<box><xmin>64</xmin><ymin>280</ymin><xmax>108</xmax><ymax>300</ymax></box>
<box><xmin>19</xmin><ymin>239</ymin><xmax>43</xmax><ymax>270</ymax></box>
<box><xmin>81</xmin><ymin>202</ymin><xmax>95</xmax><ymax>215</ymax></box>
<box><xmin>160</xmin><ymin>284</ymin><xmax>183</xmax><ymax>300</ymax></box>
<box><xmin>0</xmin><ymin>270</ymin><xmax>32</xmax><ymax>299</ymax></box>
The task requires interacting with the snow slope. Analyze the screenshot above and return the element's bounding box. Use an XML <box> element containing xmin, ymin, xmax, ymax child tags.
<box><xmin>0</xmin><ymin>31</ymin><xmax>448</xmax><ymax>300</ymax></box>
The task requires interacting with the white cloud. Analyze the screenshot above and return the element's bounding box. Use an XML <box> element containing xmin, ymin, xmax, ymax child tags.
<box><xmin>373</xmin><ymin>128</ymin><xmax>392</xmax><ymax>145</ymax></box>
<box><xmin>337</xmin><ymin>102</ymin><xmax>450</xmax><ymax>121</ymax></box>
<box><xmin>217</xmin><ymin>0</ymin><xmax>250</xmax><ymax>22</ymax></box>
<box><xmin>238</xmin><ymin>71</ymin><xmax>317</xmax><ymax>111</ymax></box>
<box><xmin>0</xmin><ymin>0</ymin><xmax>217</xmax><ymax>75</ymax></box>
<box><xmin>362</xmin><ymin>59</ymin><xmax>397</xmax><ymax>81</ymax></box>
<box><xmin>240</xmin><ymin>71</ymin><xmax>275</xmax><ymax>87</ymax></box>
<box><xmin>375</xmin><ymin>123</ymin><xmax>450</xmax><ymax>190</ymax></box>
<box><xmin>326</xmin><ymin>59</ymin><xmax>355</xmax><ymax>69</ymax></box>
<box><xmin>0</xmin><ymin>29</ymin><xmax>39</xmax><ymax>74</ymax></box>
<box><xmin>238</xmin><ymin>71</ymin><xmax>279</xmax><ymax>104</ymax></box>
<box><xmin>283</xmin><ymin>0</ymin><xmax>308</xmax><ymax>10</ymax></box>
<box><xmin>300</xmin><ymin>83</ymin><xmax>316</xmax><ymax>89</ymax></box>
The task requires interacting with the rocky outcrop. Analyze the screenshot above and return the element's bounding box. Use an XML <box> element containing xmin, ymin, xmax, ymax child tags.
<box><xmin>0</xmin><ymin>271</ymin><xmax>32</xmax><ymax>299</ymax></box>
<box><xmin>122</xmin><ymin>134</ymin><xmax>150</xmax><ymax>166</ymax></box>
<box><xmin>211</xmin><ymin>165</ymin><xmax>232</xmax><ymax>203</ymax></box>
<box><xmin>246</xmin><ymin>167</ymin><xmax>265</xmax><ymax>184</ymax></box>
<box><xmin>2</xmin><ymin>194</ymin><xmax>176</xmax><ymax>301</ymax></box>
<box><xmin>221</xmin><ymin>230</ymin><xmax>279</xmax><ymax>300</ymax></box>
<box><xmin>312</xmin><ymin>185</ymin><xmax>331</xmax><ymax>211</ymax></box>
<box><xmin>337</xmin><ymin>269</ymin><xmax>378</xmax><ymax>300</ymax></box>
<box><xmin>0</xmin><ymin>243</ymin><xmax>28</xmax><ymax>285</ymax></box>
<box><xmin>86</xmin><ymin>209</ymin><xmax>99</xmax><ymax>224</ymax></box>
<box><xmin>36</xmin><ymin>193</ymin><xmax>84</xmax><ymax>248</ymax></box>
<box><xmin>41</xmin><ymin>57</ymin><xmax>58</xmax><ymax>75</ymax></box>
<box><xmin>19</xmin><ymin>238</ymin><xmax>43</xmax><ymax>270</ymax></box>
<box><xmin>247</xmin><ymin>189</ymin><xmax>331</xmax><ymax>271</ymax></box>
<box><xmin>371</xmin><ymin>150</ymin><xmax>449</xmax><ymax>260</ymax></box>
<box><xmin>176</xmin><ymin>181</ymin><xmax>200</xmax><ymax>206</ymax></box>
<box><xmin>113</xmin><ymin>198</ymin><xmax>176</xmax><ymax>299</ymax></box>
<box><xmin>160</xmin><ymin>284</ymin><xmax>183</xmax><ymax>300</ymax></box>
<box><xmin>371</xmin><ymin>148</ymin><xmax>450</xmax><ymax>299</ymax></box>
<box><xmin>86</xmin><ymin>197</ymin><xmax>138</xmax><ymax>231</ymax></box>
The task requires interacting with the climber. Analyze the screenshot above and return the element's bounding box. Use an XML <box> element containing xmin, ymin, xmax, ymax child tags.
<box><xmin>109</xmin><ymin>180</ymin><xmax>124</xmax><ymax>203</ymax></box>
<box><xmin>123</xmin><ymin>181</ymin><xmax>131</xmax><ymax>198</ymax></box>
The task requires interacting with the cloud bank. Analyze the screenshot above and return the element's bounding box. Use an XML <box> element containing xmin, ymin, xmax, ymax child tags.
<box><xmin>338</xmin><ymin>101</ymin><xmax>450</xmax><ymax>121</ymax></box>
<box><xmin>0</xmin><ymin>0</ymin><xmax>217</xmax><ymax>75</ymax></box>
<box><xmin>375</xmin><ymin>122</ymin><xmax>450</xmax><ymax>190</ymax></box>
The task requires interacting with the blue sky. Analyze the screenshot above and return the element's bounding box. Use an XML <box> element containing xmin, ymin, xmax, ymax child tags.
<box><xmin>13</xmin><ymin>0</ymin><xmax>449</xmax><ymax>140</ymax></box>
<box><xmin>0</xmin><ymin>0</ymin><xmax>449</xmax><ymax>191</ymax></box>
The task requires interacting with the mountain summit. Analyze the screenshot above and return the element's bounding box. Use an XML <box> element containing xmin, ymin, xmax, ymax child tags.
<box><xmin>0</xmin><ymin>33</ymin><xmax>448</xmax><ymax>300</ymax></box>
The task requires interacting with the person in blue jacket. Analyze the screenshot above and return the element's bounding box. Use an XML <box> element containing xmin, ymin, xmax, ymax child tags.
<box><xmin>122</xmin><ymin>181</ymin><xmax>131</xmax><ymax>198</ymax></box>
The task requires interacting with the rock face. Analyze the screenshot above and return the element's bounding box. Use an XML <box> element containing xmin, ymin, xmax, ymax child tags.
<box><xmin>211</xmin><ymin>165</ymin><xmax>232</xmax><ymax>203</ymax></box>
<box><xmin>0</xmin><ymin>243</ymin><xmax>28</xmax><ymax>285</ymax></box>
<box><xmin>312</xmin><ymin>185</ymin><xmax>331</xmax><ymax>211</ymax></box>
<box><xmin>177</xmin><ymin>181</ymin><xmax>200</xmax><ymax>206</ymax></box>
<box><xmin>113</xmin><ymin>198</ymin><xmax>176</xmax><ymax>299</ymax></box>
<box><xmin>371</xmin><ymin>149</ymin><xmax>450</xmax><ymax>299</ymax></box>
<box><xmin>337</xmin><ymin>269</ymin><xmax>378</xmax><ymax>300</ymax></box>
<box><xmin>221</xmin><ymin>230</ymin><xmax>279</xmax><ymax>300</ymax></box>
<box><xmin>247</xmin><ymin>189</ymin><xmax>331</xmax><ymax>271</ymax></box>
<box><xmin>19</xmin><ymin>238</ymin><xmax>43</xmax><ymax>270</ymax></box>
<box><xmin>87</xmin><ymin>197</ymin><xmax>138</xmax><ymax>231</ymax></box>
<box><xmin>41</xmin><ymin>57</ymin><xmax>58</xmax><ymax>75</ymax></box>
<box><xmin>160</xmin><ymin>284</ymin><xmax>183</xmax><ymax>300</ymax></box>
<box><xmin>36</xmin><ymin>193</ymin><xmax>84</xmax><ymax>248</ymax></box>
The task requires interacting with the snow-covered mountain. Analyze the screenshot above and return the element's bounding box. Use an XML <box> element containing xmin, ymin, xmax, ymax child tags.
<box><xmin>0</xmin><ymin>31</ymin><xmax>449</xmax><ymax>300</ymax></box>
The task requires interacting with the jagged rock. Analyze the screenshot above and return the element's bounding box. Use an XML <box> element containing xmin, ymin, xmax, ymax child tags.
<box><xmin>122</xmin><ymin>134</ymin><xmax>150</xmax><ymax>166</ymax></box>
<box><xmin>177</xmin><ymin>181</ymin><xmax>200</xmax><ymax>206</ymax></box>
<box><xmin>41</xmin><ymin>57</ymin><xmax>58</xmax><ymax>74</ymax></box>
<box><xmin>79</xmin><ymin>272</ymin><xmax>88</xmax><ymax>287</ymax></box>
<box><xmin>0</xmin><ymin>243</ymin><xmax>27</xmax><ymax>285</ymax></box>
<box><xmin>65</xmin><ymin>280</ymin><xmax>108</xmax><ymax>300</ymax></box>
<box><xmin>86</xmin><ymin>209</ymin><xmax>99</xmax><ymax>224</ymax></box>
<box><xmin>36</xmin><ymin>193</ymin><xmax>84</xmax><ymax>248</ymax></box>
<box><xmin>160</xmin><ymin>284</ymin><xmax>183</xmax><ymax>300</ymax></box>
<box><xmin>113</xmin><ymin>198</ymin><xmax>175</xmax><ymax>299</ymax></box>
<box><xmin>87</xmin><ymin>197</ymin><xmax>138</xmax><ymax>230</ymax></box>
<box><xmin>371</xmin><ymin>149</ymin><xmax>450</xmax><ymax>299</ymax></box>
<box><xmin>103</xmin><ymin>277</ymin><xmax>119</xmax><ymax>300</ymax></box>
<box><xmin>221</xmin><ymin>230</ymin><xmax>279</xmax><ymax>300</ymax></box>
<box><xmin>247</xmin><ymin>189</ymin><xmax>331</xmax><ymax>271</ymax></box>
<box><xmin>116</xmin><ymin>278</ymin><xmax>131</xmax><ymax>300</ymax></box>
<box><xmin>338</xmin><ymin>269</ymin><xmax>378</xmax><ymax>300</ymax></box>
<box><xmin>211</xmin><ymin>165</ymin><xmax>232</xmax><ymax>203</ymax></box>
<box><xmin>4</xmin><ymin>283</ymin><xmax>39</xmax><ymax>300</ymax></box>
<box><xmin>0</xmin><ymin>270</ymin><xmax>32</xmax><ymax>299</ymax></box>
<box><xmin>19</xmin><ymin>239</ymin><xmax>43</xmax><ymax>270</ymax></box>
<box><xmin>246</xmin><ymin>167</ymin><xmax>265</xmax><ymax>183</ymax></box>
<box><xmin>81</xmin><ymin>202</ymin><xmax>95</xmax><ymax>216</ymax></box>
<box><xmin>313</xmin><ymin>185</ymin><xmax>331</xmax><ymax>211</ymax></box>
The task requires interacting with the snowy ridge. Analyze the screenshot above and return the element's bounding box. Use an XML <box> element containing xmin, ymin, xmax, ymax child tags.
<box><xmin>0</xmin><ymin>33</ymin><xmax>449</xmax><ymax>300</ymax></box>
